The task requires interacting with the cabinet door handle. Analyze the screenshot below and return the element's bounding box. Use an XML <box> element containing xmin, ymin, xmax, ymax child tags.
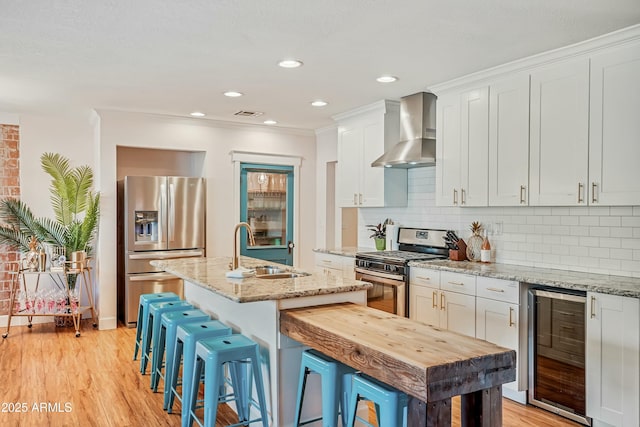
<box><xmin>590</xmin><ymin>296</ymin><xmax>596</xmax><ymax>319</ymax></box>
<box><xmin>520</xmin><ymin>185</ymin><xmax>526</xmax><ymax>204</ymax></box>
<box><xmin>353</xmin><ymin>193</ymin><xmax>358</xmax><ymax>205</ymax></box>
<box><xmin>453</xmin><ymin>189</ymin><xmax>458</xmax><ymax>205</ymax></box>
<box><xmin>578</xmin><ymin>182</ymin><xmax>584</xmax><ymax>203</ymax></box>
<box><xmin>416</xmin><ymin>276</ymin><xmax>431</xmax><ymax>281</ymax></box>
<box><xmin>440</xmin><ymin>292</ymin><xmax>445</xmax><ymax>310</ymax></box>
<box><xmin>448</xmin><ymin>281</ymin><xmax>464</xmax><ymax>286</ymax></box>
<box><xmin>321</xmin><ymin>260</ymin><xmax>332</xmax><ymax>265</ymax></box>
<box><xmin>591</xmin><ymin>183</ymin><xmax>598</xmax><ymax>204</ymax></box>
<box><xmin>432</xmin><ymin>291</ymin><xmax>437</xmax><ymax>309</ymax></box>
<box><xmin>486</xmin><ymin>287</ymin><xmax>505</xmax><ymax>293</ymax></box>
<box><xmin>359</xmin><ymin>193</ymin><xmax>363</xmax><ymax>205</ymax></box>
<box><xmin>509</xmin><ymin>307</ymin><xmax>515</xmax><ymax>327</ymax></box>
<box><xmin>461</xmin><ymin>188</ymin><xmax>466</xmax><ymax>205</ymax></box>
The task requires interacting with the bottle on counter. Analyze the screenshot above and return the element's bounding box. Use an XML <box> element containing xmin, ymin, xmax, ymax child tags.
<box><xmin>481</xmin><ymin>230</ymin><xmax>491</xmax><ymax>263</ymax></box>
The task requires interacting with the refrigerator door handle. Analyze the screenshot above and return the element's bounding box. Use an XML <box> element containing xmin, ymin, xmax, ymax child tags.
<box><xmin>168</xmin><ymin>182</ymin><xmax>175</xmax><ymax>243</ymax></box>
<box><xmin>159</xmin><ymin>183</ymin><xmax>166</xmax><ymax>244</ymax></box>
<box><xmin>129</xmin><ymin>272</ymin><xmax>178</xmax><ymax>282</ymax></box>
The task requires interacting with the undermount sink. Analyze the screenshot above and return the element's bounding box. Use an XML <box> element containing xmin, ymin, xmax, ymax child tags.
<box><xmin>254</xmin><ymin>266</ymin><xmax>310</xmax><ymax>279</ymax></box>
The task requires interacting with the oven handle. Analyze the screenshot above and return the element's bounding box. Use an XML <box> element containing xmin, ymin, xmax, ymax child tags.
<box><xmin>355</xmin><ymin>269</ymin><xmax>405</xmax><ymax>285</ymax></box>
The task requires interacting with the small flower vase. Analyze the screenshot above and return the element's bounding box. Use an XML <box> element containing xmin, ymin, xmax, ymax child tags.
<box><xmin>466</xmin><ymin>231</ymin><xmax>483</xmax><ymax>262</ymax></box>
<box><xmin>374</xmin><ymin>237</ymin><xmax>386</xmax><ymax>251</ymax></box>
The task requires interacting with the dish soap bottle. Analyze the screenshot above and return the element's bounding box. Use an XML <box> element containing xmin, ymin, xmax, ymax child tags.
<box><xmin>481</xmin><ymin>230</ymin><xmax>491</xmax><ymax>263</ymax></box>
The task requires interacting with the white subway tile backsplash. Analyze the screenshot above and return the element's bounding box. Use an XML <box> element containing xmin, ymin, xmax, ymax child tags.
<box><xmin>357</xmin><ymin>167</ymin><xmax>640</xmax><ymax>277</ymax></box>
<box><xmin>580</xmin><ymin>216</ymin><xmax>599</xmax><ymax>226</ymax></box>
<box><xmin>600</xmin><ymin>216</ymin><xmax>621</xmax><ymax>227</ymax></box>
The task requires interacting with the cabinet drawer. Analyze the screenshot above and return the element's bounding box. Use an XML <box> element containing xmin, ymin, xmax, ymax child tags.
<box><xmin>315</xmin><ymin>253</ymin><xmax>343</xmax><ymax>269</ymax></box>
<box><xmin>440</xmin><ymin>271</ymin><xmax>476</xmax><ymax>295</ymax></box>
<box><xmin>476</xmin><ymin>277</ymin><xmax>519</xmax><ymax>304</ymax></box>
<box><xmin>410</xmin><ymin>268</ymin><xmax>440</xmax><ymax>288</ymax></box>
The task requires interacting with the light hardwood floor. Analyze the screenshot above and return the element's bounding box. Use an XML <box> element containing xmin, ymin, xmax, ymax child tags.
<box><xmin>0</xmin><ymin>321</ymin><xmax>582</xmax><ymax>426</ymax></box>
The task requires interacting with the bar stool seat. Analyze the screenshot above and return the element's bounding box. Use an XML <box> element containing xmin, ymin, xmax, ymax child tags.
<box><xmin>141</xmin><ymin>300</ymin><xmax>193</xmax><ymax>374</ymax></box>
<box><xmin>134</xmin><ymin>292</ymin><xmax>180</xmax><ymax>362</ymax></box>
<box><xmin>168</xmin><ymin>320</ymin><xmax>232</xmax><ymax>427</ymax></box>
<box><xmin>188</xmin><ymin>334</ymin><xmax>269</xmax><ymax>427</ymax></box>
<box><xmin>151</xmin><ymin>309</ymin><xmax>210</xmax><ymax>393</ymax></box>
<box><xmin>294</xmin><ymin>349</ymin><xmax>355</xmax><ymax>427</ymax></box>
<box><xmin>345</xmin><ymin>373</ymin><xmax>408</xmax><ymax>427</ymax></box>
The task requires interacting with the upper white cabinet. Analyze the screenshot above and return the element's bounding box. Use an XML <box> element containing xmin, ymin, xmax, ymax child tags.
<box><xmin>436</xmin><ymin>87</ymin><xmax>489</xmax><ymax>207</ymax></box>
<box><xmin>586</xmin><ymin>292</ymin><xmax>639</xmax><ymax>427</ymax></box>
<box><xmin>529</xmin><ymin>58</ymin><xmax>590</xmax><ymax>206</ymax></box>
<box><xmin>433</xmin><ymin>27</ymin><xmax>640</xmax><ymax>207</ymax></box>
<box><xmin>488</xmin><ymin>74</ymin><xmax>531</xmax><ymax>206</ymax></box>
<box><xmin>589</xmin><ymin>41</ymin><xmax>640</xmax><ymax>205</ymax></box>
<box><xmin>335</xmin><ymin>101</ymin><xmax>407</xmax><ymax>208</ymax></box>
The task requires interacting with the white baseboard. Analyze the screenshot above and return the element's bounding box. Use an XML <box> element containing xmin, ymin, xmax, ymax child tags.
<box><xmin>503</xmin><ymin>387</ymin><xmax>527</xmax><ymax>405</ymax></box>
<box><xmin>98</xmin><ymin>316</ymin><xmax>117</xmax><ymax>330</ymax></box>
<box><xmin>0</xmin><ymin>315</ymin><xmax>51</xmax><ymax>328</ymax></box>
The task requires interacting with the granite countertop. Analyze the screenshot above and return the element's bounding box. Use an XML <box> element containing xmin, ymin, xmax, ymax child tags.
<box><xmin>313</xmin><ymin>247</ymin><xmax>371</xmax><ymax>257</ymax></box>
<box><xmin>151</xmin><ymin>256</ymin><xmax>372</xmax><ymax>303</ymax></box>
<box><xmin>409</xmin><ymin>259</ymin><xmax>640</xmax><ymax>298</ymax></box>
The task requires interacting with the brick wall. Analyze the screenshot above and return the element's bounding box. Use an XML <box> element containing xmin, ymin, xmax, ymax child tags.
<box><xmin>0</xmin><ymin>124</ymin><xmax>20</xmax><ymax>314</ymax></box>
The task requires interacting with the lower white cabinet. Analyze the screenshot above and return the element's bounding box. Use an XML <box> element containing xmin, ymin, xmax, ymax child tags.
<box><xmin>586</xmin><ymin>292</ymin><xmax>640</xmax><ymax>427</ymax></box>
<box><xmin>475</xmin><ymin>277</ymin><xmax>524</xmax><ymax>403</ymax></box>
<box><xmin>314</xmin><ymin>253</ymin><xmax>354</xmax><ymax>279</ymax></box>
<box><xmin>410</xmin><ymin>268</ymin><xmax>476</xmax><ymax>338</ymax></box>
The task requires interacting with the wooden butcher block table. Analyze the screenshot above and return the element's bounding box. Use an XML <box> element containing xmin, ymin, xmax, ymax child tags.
<box><xmin>280</xmin><ymin>302</ymin><xmax>516</xmax><ymax>427</ymax></box>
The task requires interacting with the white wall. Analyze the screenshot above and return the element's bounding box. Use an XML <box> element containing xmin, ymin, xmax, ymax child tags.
<box><xmin>6</xmin><ymin>109</ymin><xmax>317</xmax><ymax>330</ymax></box>
<box><xmin>314</xmin><ymin>125</ymin><xmax>338</xmax><ymax>249</ymax></box>
<box><xmin>358</xmin><ymin>167</ymin><xmax>640</xmax><ymax>278</ymax></box>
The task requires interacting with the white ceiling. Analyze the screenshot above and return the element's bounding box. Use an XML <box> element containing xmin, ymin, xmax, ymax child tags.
<box><xmin>1</xmin><ymin>1</ymin><xmax>639</xmax><ymax>130</ymax></box>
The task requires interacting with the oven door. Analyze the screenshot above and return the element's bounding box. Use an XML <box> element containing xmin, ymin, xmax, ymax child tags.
<box><xmin>355</xmin><ymin>268</ymin><xmax>406</xmax><ymax>317</ymax></box>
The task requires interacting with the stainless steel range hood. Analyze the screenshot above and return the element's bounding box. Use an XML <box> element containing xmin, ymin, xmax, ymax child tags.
<box><xmin>372</xmin><ymin>92</ymin><xmax>437</xmax><ymax>168</ymax></box>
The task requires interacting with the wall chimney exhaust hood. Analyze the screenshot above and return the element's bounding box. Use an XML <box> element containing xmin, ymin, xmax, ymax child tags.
<box><xmin>371</xmin><ymin>92</ymin><xmax>437</xmax><ymax>168</ymax></box>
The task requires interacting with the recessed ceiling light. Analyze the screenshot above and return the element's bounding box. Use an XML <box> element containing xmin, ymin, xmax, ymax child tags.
<box><xmin>278</xmin><ymin>59</ymin><xmax>303</xmax><ymax>68</ymax></box>
<box><xmin>263</xmin><ymin>120</ymin><xmax>278</xmax><ymax>125</ymax></box>
<box><xmin>224</xmin><ymin>91</ymin><xmax>243</xmax><ymax>97</ymax></box>
<box><xmin>311</xmin><ymin>100</ymin><xmax>328</xmax><ymax>107</ymax></box>
<box><xmin>376</xmin><ymin>75</ymin><xmax>398</xmax><ymax>83</ymax></box>
<box><xmin>190</xmin><ymin>111</ymin><xmax>206</xmax><ymax>117</ymax></box>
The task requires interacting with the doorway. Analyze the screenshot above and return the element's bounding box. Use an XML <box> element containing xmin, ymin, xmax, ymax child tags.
<box><xmin>240</xmin><ymin>163</ymin><xmax>294</xmax><ymax>265</ymax></box>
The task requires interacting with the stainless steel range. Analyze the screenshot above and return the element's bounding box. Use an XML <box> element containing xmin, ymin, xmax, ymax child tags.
<box><xmin>355</xmin><ymin>227</ymin><xmax>450</xmax><ymax>317</ymax></box>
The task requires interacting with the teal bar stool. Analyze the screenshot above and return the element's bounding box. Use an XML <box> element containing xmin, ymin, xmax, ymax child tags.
<box><xmin>294</xmin><ymin>349</ymin><xmax>355</xmax><ymax>427</ymax></box>
<box><xmin>141</xmin><ymin>300</ymin><xmax>193</xmax><ymax>374</ymax></box>
<box><xmin>345</xmin><ymin>373</ymin><xmax>408</xmax><ymax>427</ymax></box>
<box><xmin>151</xmin><ymin>308</ymin><xmax>210</xmax><ymax>392</ymax></box>
<box><xmin>134</xmin><ymin>292</ymin><xmax>180</xmax><ymax>362</ymax></box>
<box><xmin>188</xmin><ymin>334</ymin><xmax>269</xmax><ymax>427</ymax></box>
<box><xmin>168</xmin><ymin>320</ymin><xmax>232</xmax><ymax>427</ymax></box>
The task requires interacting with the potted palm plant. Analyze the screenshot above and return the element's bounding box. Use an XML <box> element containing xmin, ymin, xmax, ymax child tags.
<box><xmin>0</xmin><ymin>152</ymin><xmax>100</xmax><ymax>289</ymax></box>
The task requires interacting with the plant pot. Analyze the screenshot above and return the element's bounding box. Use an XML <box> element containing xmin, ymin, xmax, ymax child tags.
<box><xmin>374</xmin><ymin>238</ymin><xmax>386</xmax><ymax>251</ymax></box>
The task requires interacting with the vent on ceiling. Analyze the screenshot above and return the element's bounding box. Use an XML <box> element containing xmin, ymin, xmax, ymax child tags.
<box><xmin>234</xmin><ymin>110</ymin><xmax>263</xmax><ymax>117</ymax></box>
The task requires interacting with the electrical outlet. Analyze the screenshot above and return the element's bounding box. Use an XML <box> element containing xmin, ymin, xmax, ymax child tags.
<box><xmin>494</xmin><ymin>221</ymin><xmax>503</xmax><ymax>236</ymax></box>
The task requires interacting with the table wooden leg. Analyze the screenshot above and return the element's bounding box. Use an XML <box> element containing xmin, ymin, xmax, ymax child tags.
<box><xmin>408</xmin><ymin>396</ymin><xmax>452</xmax><ymax>427</ymax></box>
<box><xmin>461</xmin><ymin>385</ymin><xmax>503</xmax><ymax>427</ymax></box>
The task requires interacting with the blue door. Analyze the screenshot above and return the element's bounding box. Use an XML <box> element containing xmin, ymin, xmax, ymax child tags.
<box><xmin>240</xmin><ymin>164</ymin><xmax>294</xmax><ymax>265</ymax></box>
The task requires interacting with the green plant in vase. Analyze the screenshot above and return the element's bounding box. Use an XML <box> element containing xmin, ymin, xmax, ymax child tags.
<box><xmin>367</xmin><ymin>222</ymin><xmax>387</xmax><ymax>251</ymax></box>
<box><xmin>0</xmin><ymin>152</ymin><xmax>100</xmax><ymax>290</ymax></box>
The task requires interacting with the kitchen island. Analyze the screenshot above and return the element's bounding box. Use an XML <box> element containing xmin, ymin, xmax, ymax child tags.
<box><xmin>151</xmin><ymin>256</ymin><xmax>371</xmax><ymax>427</ymax></box>
<box><xmin>152</xmin><ymin>256</ymin><xmax>516</xmax><ymax>427</ymax></box>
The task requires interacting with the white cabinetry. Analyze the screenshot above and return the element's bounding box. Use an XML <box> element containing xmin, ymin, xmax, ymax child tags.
<box><xmin>436</xmin><ymin>88</ymin><xmax>489</xmax><ymax>207</ymax></box>
<box><xmin>314</xmin><ymin>253</ymin><xmax>354</xmax><ymax>279</ymax></box>
<box><xmin>586</xmin><ymin>292</ymin><xmax>639</xmax><ymax>427</ymax></box>
<box><xmin>529</xmin><ymin>58</ymin><xmax>590</xmax><ymax>206</ymax></box>
<box><xmin>488</xmin><ymin>73</ymin><xmax>531</xmax><ymax>206</ymax></box>
<box><xmin>335</xmin><ymin>101</ymin><xmax>407</xmax><ymax>208</ymax></box>
<box><xmin>409</xmin><ymin>268</ymin><xmax>476</xmax><ymax>338</ymax></box>
<box><xmin>589</xmin><ymin>41</ymin><xmax>640</xmax><ymax>205</ymax></box>
<box><xmin>475</xmin><ymin>277</ymin><xmax>524</xmax><ymax>403</ymax></box>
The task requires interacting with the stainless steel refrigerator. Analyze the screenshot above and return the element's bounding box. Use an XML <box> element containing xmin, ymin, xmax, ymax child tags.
<box><xmin>117</xmin><ymin>176</ymin><xmax>205</xmax><ymax>327</ymax></box>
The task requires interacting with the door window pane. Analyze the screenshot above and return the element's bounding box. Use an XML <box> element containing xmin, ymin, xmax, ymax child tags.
<box><xmin>247</xmin><ymin>171</ymin><xmax>287</xmax><ymax>246</ymax></box>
